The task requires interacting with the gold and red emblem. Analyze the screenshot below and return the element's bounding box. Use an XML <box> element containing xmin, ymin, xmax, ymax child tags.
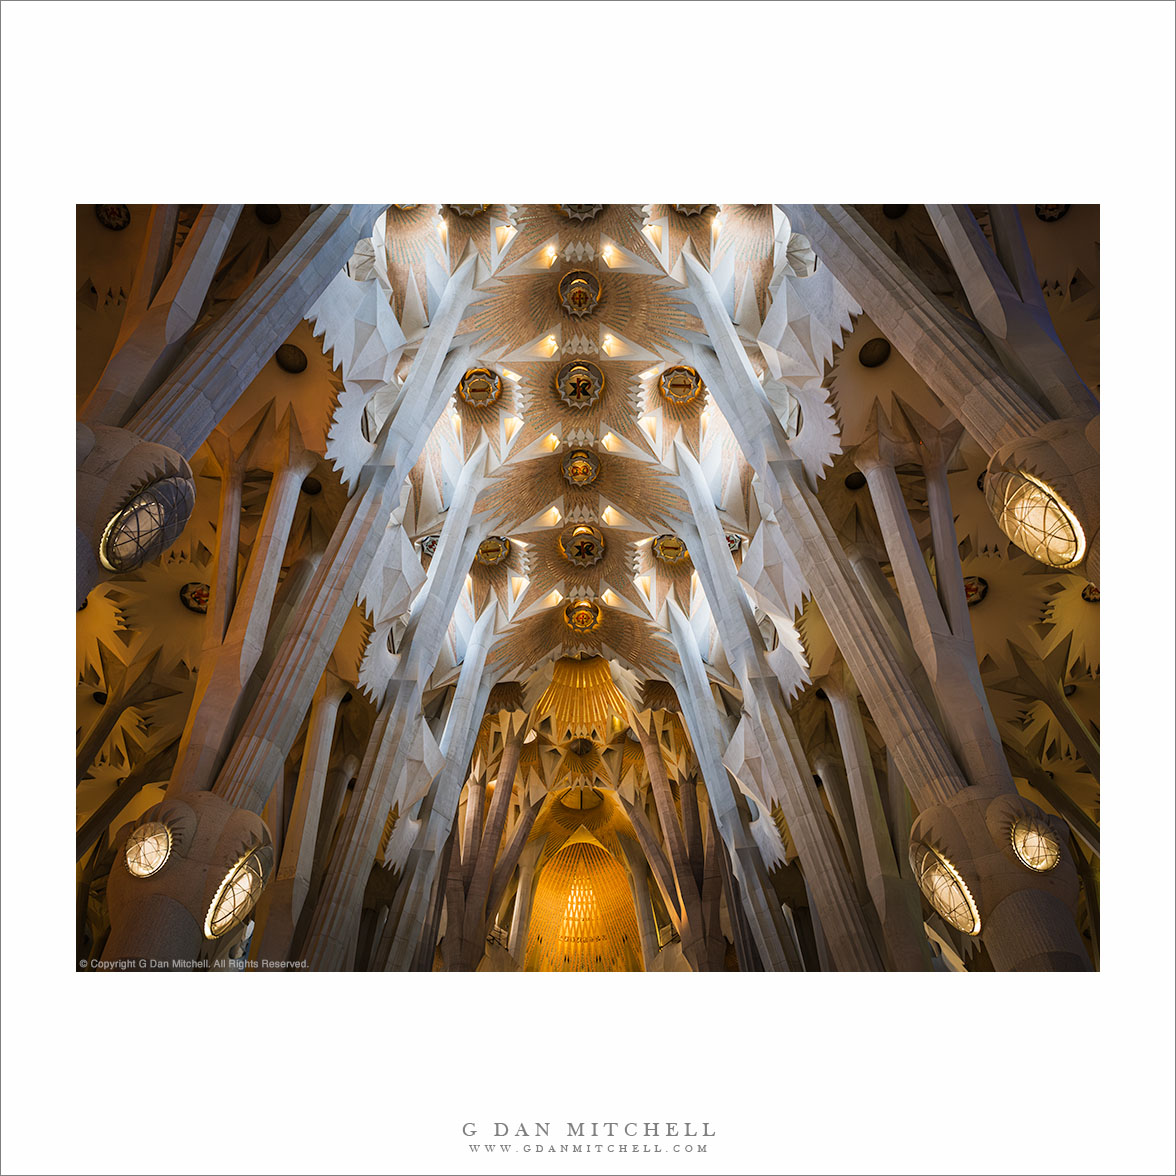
<box><xmin>558</xmin><ymin>270</ymin><xmax>601</xmax><ymax>318</ymax></box>
<box><xmin>457</xmin><ymin>368</ymin><xmax>503</xmax><ymax>406</ymax></box>
<box><xmin>658</xmin><ymin>365</ymin><xmax>704</xmax><ymax>405</ymax></box>
<box><xmin>476</xmin><ymin>536</ymin><xmax>511</xmax><ymax>566</ymax></box>
<box><xmin>564</xmin><ymin>598</ymin><xmax>603</xmax><ymax>632</ymax></box>
<box><xmin>561</xmin><ymin>448</ymin><xmax>600</xmax><ymax>487</ymax></box>
<box><xmin>556</xmin><ymin>361</ymin><xmax>604</xmax><ymax>409</ymax></box>
<box><xmin>652</xmin><ymin>534</ymin><xmax>689</xmax><ymax>565</ymax></box>
<box><xmin>558</xmin><ymin>525</ymin><xmax>606</xmax><ymax>568</ymax></box>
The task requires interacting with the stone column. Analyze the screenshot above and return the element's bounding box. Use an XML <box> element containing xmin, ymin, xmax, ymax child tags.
<box><xmin>620</xmin><ymin>850</ymin><xmax>659</xmax><ymax>970</ymax></box>
<box><xmin>126</xmin><ymin>204</ymin><xmax>387</xmax><ymax>459</ymax></box>
<box><xmin>508</xmin><ymin>842</ymin><xmax>543</xmax><ymax>964</ymax></box>
<box><xmin>82</xmin><ymin>204</ymin><xmax>244</xmax><ymax>428</ymax></box>
<box><xmin>678</xmin><ymin>249</ymin><xmax>971</xmax><ymax>811</ymax></box>
<box><xmin>170</xmin><ymin>415</ymin><xmax>316</xmax><ymax>795</ymax></box>
<box><xmin>855</xmin><ymin>438</ymin><xmax>1013</xmax><ymax>793</ymax></box>
<box><xmin>628</xmin><ymin>710</ymin><xmax>708</xmax><ymax>969</ymax></box>
<box><xmin>378</xmin><ymin>615</ymin><xmax>502</xmax><ymax>971</ymax></box>
<box><xmin>461</xmin><ymin>717</ymin><xmax>528</xmax><ymax>969</ymax></box>
<box><xmin>664</xmin><ymin>609</ymin><xmax>799</xmax><ymax>972</ymax></box>
<box><xmin>250</xmin><ymin>672</ymin><xmax>347</xmax><ymax>962</ymax></box>
<box><xmin>925</xmin><ymin>204</ymin><xmax>1099</xmax><ymax>423</ymax></box>
<box><xmin>822</xmin><ymin>667</ymin><xmax>932</xmax><ymax>971</ymax></box>
<box><xmin>671</xmin><ymin>443</ymin><xmax>882</xmax><ymax>970</ymax></box>
<box><xmin>808</xmin><ymin>748</ymin><xmax>869</xmax><ymax>905</ymax></box>
<box><xmin>212</xmin><ymin>264</ymin><xmax>478</xmax><ymax>815</ymax></box>
<box><xmin>776</xmin><ymin>204</ymin><xmax>1052</xmax><ymax>456</ymax></box>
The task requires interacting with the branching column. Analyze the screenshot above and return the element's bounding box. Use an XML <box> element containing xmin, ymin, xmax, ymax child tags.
<box><xmin>127</xmin><ymin>204</ymin><xmax>387</xmax><ymax>459</ymax></box>
<box><xmin>671</xmin><ymin>444</ymin><xmax>882</xmax><ymax>970</ymax></box>
<box><xmin>170</xmin><ymin>414</ymin><xmax>316</xmax><ymax>794</ymax></box>
<box><xmin>855</xmin><ymin>436</ymin><xmax>1013</xmax><ymax>792</ymax></box>
<box><xmin>213</xmin><ymin>263</ymin><xmax>478</xmax><ymax>815</ymax></box>
<box><xmin>250</xmin><ymin>672</ymin><xmax>347</xmax><ymax>962</ymax></box>
<box><xmin>298</xmin><ymin>448</ymin><xmax>495</xmax><ymax>970</ymax></box>
<box><xmin>821</xmin><ymin>666</ymin><xmax>931</xmax><ymax>970</ymax></box>
<box><xmin>776</xmin><ymin>204</ymin><xmax>1051</xmax><ymax>456</ymax></box>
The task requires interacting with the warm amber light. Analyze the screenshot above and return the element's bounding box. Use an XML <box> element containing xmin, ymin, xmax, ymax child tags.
<box><xmin>1011</xmin><ymin>817</ymin><xmax>1061</xmax><ymax>872</ymax></box>
<box><xmin>125</xmin><ymin>821</ymin><xmax>171</xmax><ymax>878</ymax></box>
<box><xmin>910</xmin><ymin>842</ymin><xmax>981</xmax><ymax>935</ymax></box>
<box><xmin>204</xmin><ymin>846</ymin><xmax>273</xmax><ymax>939</ymax></box>
<box><xmin>985</xmin><ymin>469</ymin><xmax>1086</xmax><ymax>570</ymax></box>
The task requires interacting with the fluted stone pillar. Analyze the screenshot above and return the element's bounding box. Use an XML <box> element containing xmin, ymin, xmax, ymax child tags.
<box><xmin>776</xmin><ymin>204</ymin><xmax>1052</xmax><ymax>456</ymax></box>
<box><xmin>82</xmin><ymin>204</ymin><xmax>244</xmax><ymax>429</ymax></box>
<box><xmin>855</xmin><ymin>440</ymin><xmax>1013</xmax><ymax>793</ymax></box>
<box><xmin>251</xmin><ymin>672</ymin><xmax>347</xmax><ymax>962</ymax></box>
<box><xmin>679</xmin><ymin>249</ymin><xmax>971</xmax><ymax>812</ymax></box>
<box><xmin>822</xmin><ymin>667</ymin><xmax>932</xmax><ymax>971</ymax></box>
<box><xmin>170</xmin><ymin>418</ymin><xmax>316</xmax><ymax>795</ymax></box>
<box><xmin>127</xmin><ymin>204</ymin><xmax>388</xmax><ymax>459</ymax></box>
<box><xmin>212</xmin><ymin>264</ymin><xmax>478</xmax><ymax>815</ymax></box>
<box><xmin>671</xmin><ymin>443</ymin><xmax>882</xmax><ymax>970</ymax></box>
<box><xmin>298</xmin><ymin>458</ymin><xmax>495</xmax><ymax>970</ymax></box>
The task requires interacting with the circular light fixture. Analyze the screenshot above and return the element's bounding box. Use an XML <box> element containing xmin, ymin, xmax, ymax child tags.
<box><xmin>179</xmin><ymin>581</ymin><xmax>211</xmax><ymax>614</ymax></box>
<box><xmin>910</xmin><ymin>842</ymin><xmax>981</xmax><ymax>935</ymax></box>
<box><xmin>559</xmin><ymin>524</ymin><xmax>606</xmax><ymax>568</ymax></box>
<box><xmin>1010</xmin><ymin>817</ymin><xmax>1061</xmax><ymax>872</ymax></box>
<box><xmin>99</xmin><ymin>476</ymin><xmax>197</xmax><ymax>573</ymax></box>
<box><xmin>962</xmin><ymin>575</ymin><xmax>989</xmax><ymax>606</ymax></box>
<box><xmin>557</xmin><ymin>205</ymin><xmax>604</xmax><ymax>222</ymax></box>
<box><xmin>984</xmin><ymin>468</ymin><xmax>1086</xmax><ymax>569</ymax></box>
<box><xmin>300</xmin><ymin>476</ymin><xmax>322</xmax><ymax>495</ymax></box>
<box><xmin>558</xmin><ymin>270</ymin><xmax>602</xmax><ymax>317</ymax></box>
<box><xmin>658</xmin><ymin>365</ymin><xmax>704</xmax><ymax>405</ymax></box>
<box><xmin>1081</xmin><ymin>583</ymin><xmax>1099</xmax><ymax>604</ymax></box>
<box><xmin>95</xmin><ymin>204</ymin><xmax>131</xmax><ymax>231</ymax></box>
<box><xmin>275</xmin><ymin>343</ymin><xmax>308</xmax><ymax>373</ymax></box>
<box><xmin>858</xmin><ymin>337</ymin><xmax>892</xmax><ymax>368</ymax></box>
<box><xmin>1034</xmin><ymin>204</ymin><xmax>1070</xmax><ymax>222</ymax></box>
<box><xmin>254</xmin><ymin>205</ymin><xmax>282</xmax><ymax>225</ymax></box>
<box><xmin>652</xmin><ymin>534</ymin><xmax>690</xmax><ymax>565</ymax></box>
<box><xmin>564</xmin><ymin>598</ymin><xmax>603</xmax><ymax>633</ymax></box>
<box><xmin>844</xmin><ymin>471</ymin><xmax>867</xmax><ymax>491</ymax></box>
<box><xmin>561</xmin><ymin>448</ymin><xmax>600</xmax><ymax>487</ymax></box>
<box><xmin>476</xmin><ymin>536</ymin><xmax>511</xmax><ymax>566</ymax></box>
<box><xmin>204</xmin><ymin>845</ymin><xmax>274</xmax><ymax>939</ymax></box>
<box><xmin>420</xmin><ymin>534</ymin><xmax>440</xmax><ymax>558</ymax></box>
<box><xmin>125</xmin><ymin>821</ymin><xmax>172</xmax><ymax>878</ymax></box>
<box><xmin>457</xmin><ymin>367</ymin><xmax>502</xmax><ymax>406</ymax></box>
<box><xmin>448</xmin><ymin>204</ymin><xmax>487</xmax><ymax>217</ymax></box>
<box><xmin>882</xmin><ymin>204</ymin><xmax>909</xmax><ymax>220</ymax></box>
<box><xmin>555</xmin><ymin>360</ymin><xmax>604</xmax><ymax>409</ymax></box>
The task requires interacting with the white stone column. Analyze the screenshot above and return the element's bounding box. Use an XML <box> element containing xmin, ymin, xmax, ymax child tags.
<box><xmin>507</xmin><ymin>842</ymin><xmax>543</xmax><ymax>964</ymax></box>
<box><xmin>679</xmin><ymin>248</ymin><xmax>971</xmax><ymax>812</ymax></box>
<box><xmin>170</xmin><ymin>416</ymin><xmax>316</xmax><ymax>795</ymax></box>
<box><xmin>776</xmin><ymin>204</ymin><xmax>1052</xmax><ymax>456</ymax></box>
<box><xmin>212</xmin><ymin>263</ymin><xmax>478</xmax><ymax>815</ymax></box>
<box><xmin>250</xmin><ymin>671</ymin><xmax>347</xmax><ymax>962</ymax></box>
<box><xmin>822</xmin><ymin>667</ymin><xmax>932</xmax><ymax>971</ymax></box>
<box><xmin>82</xmin><ymin>204</ymin><xmax>244</xmax><ymax>428</ymax></box>
<box><xmin>670</xmin><ymin>444</ymin><xmax>883</xmax><ymax>971</ymax></box>
<box><xmin>926</xmin><ymin>204</ymin><xmax>1099</xmax><ymax>423</ymax></box>
<box><xmin>855</xmin><ymin>441</ymin><xmax>1013</xmax><ymax>793</ymax></box>
<box><xmin>127</xmin><ymin>204</ymin><xmax>387</xmax><ymax>459</ymax></box>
